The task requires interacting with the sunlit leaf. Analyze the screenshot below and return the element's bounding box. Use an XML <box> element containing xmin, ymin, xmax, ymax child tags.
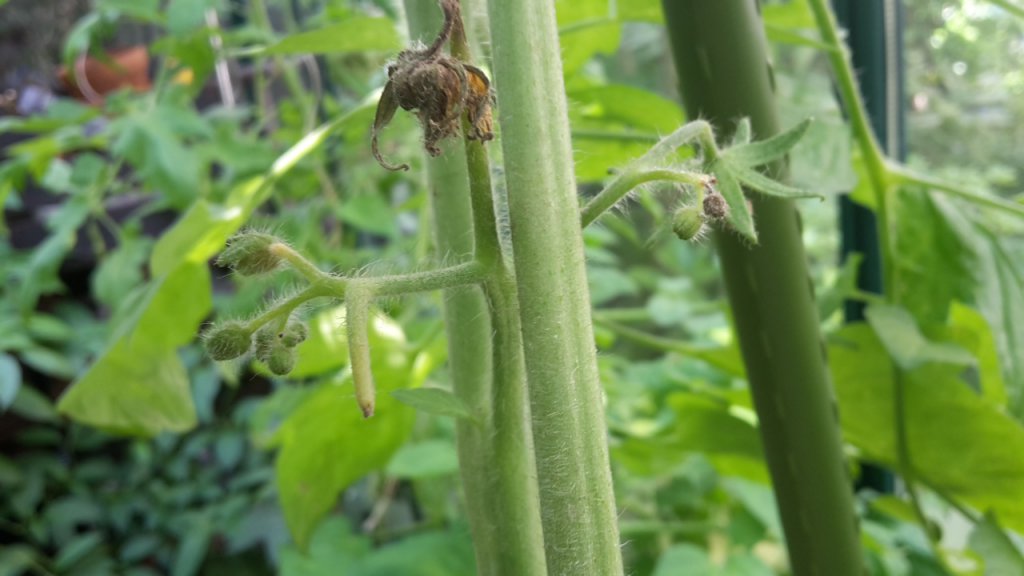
<box><xmin>865</xmin><ymin>305</ymin><xmax>975</xmax><ymax>371</ymax></box>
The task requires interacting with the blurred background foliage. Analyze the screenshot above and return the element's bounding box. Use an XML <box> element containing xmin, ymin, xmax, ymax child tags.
<box><xmin>0</xmin><ymin>0</ymin><xmax>1022</xmax><ymax>574</ymax></box>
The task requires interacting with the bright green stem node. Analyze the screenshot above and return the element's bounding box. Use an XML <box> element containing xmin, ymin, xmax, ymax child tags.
<box><xmin>484</xmin><ymin>0</ymin><xmax>623</xmax><ymax>573</ymax></box>
<box><xmin>663</xmin><ymin>2</ymin><xmax>864</xmax><ymax>575</ymax></box>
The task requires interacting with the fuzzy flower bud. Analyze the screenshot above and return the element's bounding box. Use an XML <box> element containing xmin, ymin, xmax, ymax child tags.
<box><xmin>672</xmin><ymin>206</ymin><xmax>706</xmax><ymax>241</ymax></box>
<box><xmin>216</xmin><ymin>232</ymin><xmax>282</xmax><ymax>276</ymax></box>
<box><xmin>203</xmin><ymin>321</ymin><xmax>252</xmax><ymax>361</ymax></box>
<box><xmin>266</xmin><ymin>346</ymin><xmax>297</xmax><ymax>376</ymax></box>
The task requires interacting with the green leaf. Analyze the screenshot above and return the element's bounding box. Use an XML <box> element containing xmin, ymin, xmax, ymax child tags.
<box><xmin>0</xmin><ymin>353</ymin><xmax>21</xmax><ymax>410</ymax></box>
<box><xmin>265</xmin><ymin>17</ymin><xmax>400</xmax><ymax>55</ymax></box>
<box><xmin>55</xmin><ymin>532</ymin><xmax>103</xmax><ymax>571</ymax></box>
<box><xmin>150</xmin><ymin>186</ymin><xmax>263</xmax><ymax>277</ymax></box>
<box><xmin>864</xmin><ymin>305</ymin><xmax>975</xmax><ymax>371</ymax></box>
<box><xmin>391</xmin><ymin>387</ymin><xmax>475</xmax><ymax>422</ymax></box>
<box><xmin>730</xmin><ymin>118</ymin><xmax>752</xmax><ymax>147</ymax></box>
<box><xmin>92</xmin><ymin>236</ymin><xmax>152</xmax><ymax>310</ymax></box>
<box><xmin>817</xmin><ymin>253</ymin><xmax>862</xmax><ymax>322</ymax></box>
<box><xmin>20</xmin><ymin>346</ymin><xmax>75</xmax><ymax>379</ymax></box>
<box><xmin>166</xmin><ymin>0</ymin><xmax>218</xmax><ymax>34</ymax></box>
<box><xmin>9</xmin><ymin>385</ymin><xmax>59</xmax><ymax>423</ymax></box>
<box><xmin>710</xmin><ymin>160</ymin><xmax>757</xmax><ymax>243</ymax></box>
<box><xmin>730</xmin><ymin>163</ymin><xmax>823</xmax><ymax>200</ymax></box>
<box><xmin>274</xmin><ymin>314</ymin><xmax>413</xmax><ymax>548</ymax></box>
<box><xmin>279</xmin><ymin>517</ymin><xmax>369</xmax><ymax>576</ymax></box>
<box><xmin>386</xmin><ymin>440</ymin><xmax>459</xmax><ymax>479</ymax></box>
<box><xmin>556</xmin><ymin>0</ymin><xmax>622</xmax><ymax>76</ymax></box>
<box><xmin>721</xmin><ymin>477</ymin><xmax>783</xmax><ymax>538</ymax></box>
<box><xmin>614</xmin><ymin>394</ymin><xmax>763</xmax><ymax>477</ymax></box>
<box><xmin>287</xmin><ymin>306</ymin><xmax>350</xmax><ymax>378</ymax></box>
<box><xmin>653</xmin><ymin>544</ymin><xmax>713</xmax><ymax>576</ymax></box>
<box><xmin>969</xmin><ymin>512</ymin><xmax>1024</xmax><ymax>576</ymax></box>
<box><xmin>568</xmin><ymin>84</ymin><xmax>685</xmax><ymax>182</ymax></box>
<box><xmin>171</xmin><ymin>520</ymin><xmax>211</xmax><ymax>576</ymax></box>
<box><xmin>0</xmin><ymin>545</ymin><xmax>36</xmax><ymax>576</ymax></box>
<box><xmin>723</xmin><ymin>118</ymin><xmax>812</xmax><ymax>167</ymax></box>
<box><xmin>942</xmin><ymin>302</ymin><xmax>1007</xmax><ymax>407</ymax></box>
<box><xmin>58</xmin><ymin>263</ymin><xmax>209</xmax><ymax>435</ymax></box>
<box><xmin>358</xmin><ymin>530</ymin><xmax>476</xmax><ymax>576</ymax></box>
<box><xmin>831</xmin><ymin>325</ymin><xmax>1024</xmax><ymax>531</ymax></box>
<box><xmin>336</xmin><ymin>194</ymin><xmax>397</xmax><ymax>237</ymax></box>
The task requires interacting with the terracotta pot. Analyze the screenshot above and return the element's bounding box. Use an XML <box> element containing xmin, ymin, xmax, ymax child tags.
<box><xmin>58</xmin><ymin>45</ymin><xmax>152</xmax><ymax>103</ymax></box>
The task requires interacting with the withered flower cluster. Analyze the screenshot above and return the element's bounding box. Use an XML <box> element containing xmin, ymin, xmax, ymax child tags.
<box><xmin>371</xmin><ymin>0</ymin><xmax>494</xmax><ymax>171</ymax></box>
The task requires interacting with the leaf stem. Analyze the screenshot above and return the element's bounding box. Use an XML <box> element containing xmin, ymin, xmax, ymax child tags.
<box><xmin>269</xmin><ymin>242</ymin><xmax>330</xmax><ymax>284</ymax></box>
<box><xmin>581</xmin><ymin>168</ymin><xmax>707</xmax><ymax>228</ymax></box>
<box><xmin>888</xmin><ymin>163</ymin><xmax>1024</xmax><ymax>219</ymax></box>
<box><xmin>807</xmin><ymin>0</ymin><xmax>896</xmax><ymax>296</ymax></box>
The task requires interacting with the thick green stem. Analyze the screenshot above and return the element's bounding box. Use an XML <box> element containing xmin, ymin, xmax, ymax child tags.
<box><xmin>484</xmin><ymin>0</ymin><xmax>623</xmax><ymax>573</ymax></box>
<box><xmin>403</xmin><ymin>2</ymin><xmax>547</xmax><ymax>574</ymax></box>
<box><xmin>663</xmin><ymin>2</ymin><xmax>863</xmax><ymax>575</ymax></box>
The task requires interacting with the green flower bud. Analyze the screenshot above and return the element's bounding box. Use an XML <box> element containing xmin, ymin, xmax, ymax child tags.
<box><xmin>216</xmin><ymin>232</ymin><xmax>282</xmax><ymax>276</ymax></box>
<box><xmin>203</xmin><ymin>321</ymin><xmax>252</xmax><ymax>361</ymax></box>
<box><xmin>281</xmin><ymin>320</ymin><xmax>308</xmax><ymax>348</ymax></box>
<box><xmin>266</xmin><ymin>346</ymin><xmax>297</xmax><ymax>376</ymax></box>
<box><xmin>672</xmin><ymin>206</ymin><xmax>706</xmax><ymax>241</ymax></box>
<box><xmin>253</xmin><ymin>327</ymin><xmax>277</xmax><ymax>361</ymax></box>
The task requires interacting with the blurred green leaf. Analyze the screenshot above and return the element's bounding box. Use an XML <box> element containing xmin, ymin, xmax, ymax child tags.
<box><xmin>569</xmin><ymin>83</ymin><xmax>684</xmax><ymax>182</ymax></box>
<box><xmin>279</xmin><ymin>516</ymin><xmax>369</xmax><ymax>575</ymax></box>
<box><xmin>58</xmin><ymin>263</ymin><xmax>209</xmax><ymax>435</ymax></box>
<box><xmin>0</xmin><ymin>353</ymin><xmax>21</xmax><ymax>410</ymax></box>
<box><xmin>391</xmin><ymin>387</ymin><xmax>475</xmax><ymax>422</ymax></box>
<box><xmin>286</xmin><ymin>306</ymin><xmax>350</xmax><ymax>378</ymax></box>
<box><xmin>556</xmin><ymin>0</ymin><xmax>622</xmax><ymax>76</ymax></box>
<box><xmin>172</xmin><ymin>519</ymin><xmax>211</xmax><ymax>576</ymax></box>
<box><xmin>831</xmin><ymin>325</ymin><xmax>1024</xmax><ymax>531</ymax></box>
<box><xmin>865</xmin><ymin>305</ymin><xmax>975</xmax><ymax>371</ymax></box>
<box><xmin>336</xmin><ymin>194</ymin><xmax>397</xmax><ymax>237</ymax></box>
<box><xmin>614</xmin><ymin>394</ymin><xmax>763</xmax><ymax>477</ymax></box>
<box><xmin>55</xmin><ymin>532</ymin><xmax>103</xmax><ymax>571</ymax></box>
<box><xmin>0</xmin><ymin>545</ymin><xmax>36</xmax><ymax>576</ymax></box>
<box><xmin>265</xmin><ymin>17</ymin><xmax>400</xmax><ymax>55</ymax></box>
<box><xmin>92</xmin><ymin>236</ymin><xmax>152</xmax><ymax>311</ymax></box>
<box><xmin>969</xmin><ymin>512</ymin><xmax>1024</xmax><ymax>576</ymax></box>
<box><xmin>166</xmin><ymin>0</ymin><xmax>218</xmax><ymax>34</ymax></box>
<box><xmin>653</xmin><ymin>544</ymin><xmax>712</xmax><ymax>576</ymax></box>
<box><xmin>274</xmin><ymin>313</ymin><xmax>414</xmax><ymax>548</ymax></box>
<box><xmin>9</xmin><ymin>385</ymin><xmax>59</xmax><ymax>423</ymax></box>
<box><xmin>358</xmin><ymin>529</ymin><xmax>476</xmax><ymax>576</ymax></box>
<box><xmin>386</xmin><ymin>440</ymin><xmax>459</xmax><ymax>479</ymax></box>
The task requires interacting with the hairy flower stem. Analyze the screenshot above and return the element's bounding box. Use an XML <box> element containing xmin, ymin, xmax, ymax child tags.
<box><xmin>484</xmin><ymin>0</ymin><xmax>623</xmax><ymax>573</ymax></box>
<box><xmin>663</xmin><ymin>2</ymin><xmax>863</xmax><ymax>575</ymax></box>
<box><xmin>402</xmin><ymin>2</ymin><xmax>546</xmax><ymax>574</ymax></box>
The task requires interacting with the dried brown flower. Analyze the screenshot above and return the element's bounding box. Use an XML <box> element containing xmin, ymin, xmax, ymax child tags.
<box><xmin>371</xmin><ymin>0</ymin><xmax>494</xmax><ymax>171</ymax></box>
